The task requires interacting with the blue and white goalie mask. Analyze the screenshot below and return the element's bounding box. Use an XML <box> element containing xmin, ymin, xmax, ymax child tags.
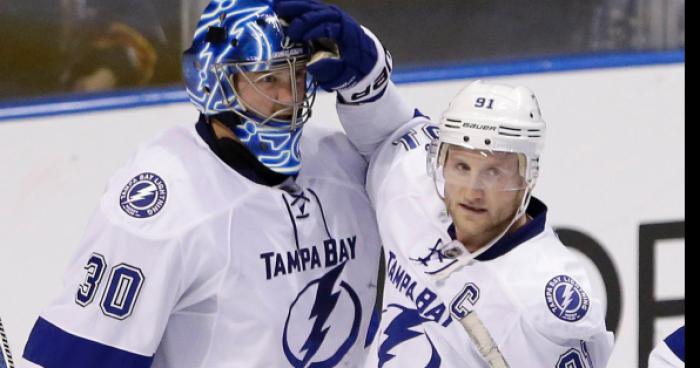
<box><xmin>182</xmin><ymin>0</ymin><xmax>318</xmax><ymax>175</ymax></box>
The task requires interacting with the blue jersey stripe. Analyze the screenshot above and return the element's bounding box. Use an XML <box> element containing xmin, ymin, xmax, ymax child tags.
<box><xmin>23</xmin><ymin>317</ymin><xmax>154</xmax><ymax>368</ymax></box>
<box><xmin>664</xmin><ymin>325</ymin><xmax>685</xmax><ymax>362</ymax></box>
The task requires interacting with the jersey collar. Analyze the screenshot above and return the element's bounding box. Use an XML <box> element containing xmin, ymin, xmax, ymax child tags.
<box><xmin>196</xmin><ymin>116</ymin><xmax>289</xmax><ymax>187</ymax></box>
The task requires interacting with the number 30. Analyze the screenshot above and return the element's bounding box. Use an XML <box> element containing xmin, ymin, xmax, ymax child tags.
<box><xmin>76</xmin><ymin>253</ymin><xmax>145</xmax><ymax>320</ymax></box>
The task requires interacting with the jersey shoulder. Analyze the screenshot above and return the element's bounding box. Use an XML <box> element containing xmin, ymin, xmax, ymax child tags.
<box><xmin>99</xmin><ymin>124</ymin><xmax>253</xmax><ymax>239</ymax></box>
<box><xmin>299</xmin><ymin>123</ymin><xmax>368</xmax><ymax>188</ymax></box>
<box><xmin>367</xmin><ymin>117</ymin><xmax>436</xmax><ymax>204</ymax></box>
<box><xmin>649</xmin><ymin>326</ymin><xmax>685</xmax><ymax>368</ymax></box>
<box><xmin>498</xmin><ymin>227</ymin><xmax>608</xmax><ymax>342</ymax></box>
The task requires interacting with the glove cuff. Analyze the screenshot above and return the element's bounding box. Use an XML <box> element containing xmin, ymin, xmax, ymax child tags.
<box><xmin>337</xmin><ymin>27</ymin><xmax>393</xmax><ymax>105</ymax></box>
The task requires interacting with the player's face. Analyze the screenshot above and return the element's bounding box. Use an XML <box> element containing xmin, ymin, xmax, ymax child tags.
<box><xmin>442</xmin><ymin>146</ymin><xmax>526</xmax><ymax>249</ymax></box>
<box><xmin>234</xmin><ymin>66</ymin><xmax>308</xmax><ymax>121</ymax></box>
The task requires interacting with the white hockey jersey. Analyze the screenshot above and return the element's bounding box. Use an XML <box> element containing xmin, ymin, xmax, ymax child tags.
<box><xmin>649</xmin><ymin>326</ymin><xmax>685</xmax><ymax>368</ymax></box>
<box><xmin>21</xmin><ymin>122</ymin><xmax>382</xmax><ymax>368</ymax></box>
<box><xmin>360</xmin><ymin>118</ymin><xmax>614</xmax><ymax>368</ymax></box>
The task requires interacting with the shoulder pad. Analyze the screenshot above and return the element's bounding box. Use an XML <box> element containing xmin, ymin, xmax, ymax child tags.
<box><xmin>100</xmin><ymin>125</ymin><xmax>252</xmax><ymax>237</ymax></box>
<box><xmin>506</xmin><ymin>233</ymin><xmax>608</xmax><ymax>342</ymax></box>
<box><xmin>300</xmin><ymin>124</ymin><xmax>367</xmax><ymax>186</ymax></box>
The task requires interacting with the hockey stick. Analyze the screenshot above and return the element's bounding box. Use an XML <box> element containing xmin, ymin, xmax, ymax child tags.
<box><xmin>440</xmin><ymin>261</ymin><xmax>510</xmax><ymax>367</ymax></box>
<box><xmin>0</xmin><ymin>317</ymin><xmax>15</xmax><ymax>368</ymax></box>
<box><xmin>456</xmin><ymin>312</ymin><xmax>509</xmax><ymax>368</ymax></box>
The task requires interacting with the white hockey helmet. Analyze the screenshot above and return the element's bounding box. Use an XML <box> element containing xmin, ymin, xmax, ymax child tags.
<box><xmin>428</xmin><ymin>80</ymin><xmax>546</xmax><ymax>207</ymax></box>
<box><xmin>426</xmin><ymin>81</ymin><xmax>547</xmax><ymax>279</ymax></box>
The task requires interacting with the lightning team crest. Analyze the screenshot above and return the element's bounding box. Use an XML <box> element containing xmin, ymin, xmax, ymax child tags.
<box><xmin>545</xmin><ymin>275</ymin><xmax>590</xmax><ymax>322</ymax></box>
<box><xmin>119</xmin><ymin>173</ymin><xmax>168</xmax><ymax>218</ymax></box>
<box><xmin>283</xmin><ymin>262</ymin><xmax>362</xmax><ymax>368</ymax></box>
<box><xmin>378</xmin><ymin>304</ymin><xmax>441</xmax><ymax>368</ymax></box>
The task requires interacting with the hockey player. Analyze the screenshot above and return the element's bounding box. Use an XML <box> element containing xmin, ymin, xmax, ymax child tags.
<box><xmin>20</xmin><ymin>0</ymin><xmax>394</xmax><ymax>366</ymax></box>
<box><xmin>276</xmin><ymin>3</ymin><xmax>614</xmax><ymax>365</ymax></box>
<box><xmin>338</xmin><ymin>80</ymin><xmax>616</xmax><ymax>366</ymax></box>
<box><xmin>649</xmin><ymin>326</ymin><xmax>684</xmax><ymax>368</ymax></box>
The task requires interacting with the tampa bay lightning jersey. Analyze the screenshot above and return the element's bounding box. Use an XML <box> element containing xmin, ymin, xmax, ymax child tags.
<box><xmin>361</xmin><ymin>118</ymin><xmax>614</xmax><ymax>368</ymax></box>
<box><xmin>20</xmin><ymin>122</ymin><xmax>382</xmax><ymax>368</ymax></box>
<box><xmin>649</xmin><ymin>326</ymin><xmax>685</xmax><ymax>368</ymax></box>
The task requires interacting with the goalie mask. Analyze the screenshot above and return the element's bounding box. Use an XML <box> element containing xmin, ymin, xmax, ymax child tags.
<box><xmin>182</xmin><ymin>0</ymin><xmax>318</xmax><ymax>175</ymax></box>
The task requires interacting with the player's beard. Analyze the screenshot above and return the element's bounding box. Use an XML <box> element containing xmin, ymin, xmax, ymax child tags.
<box><xmin>445</xmin><ymin>188</ymin><xmax>526</xmax><ymax>252</ymax></box>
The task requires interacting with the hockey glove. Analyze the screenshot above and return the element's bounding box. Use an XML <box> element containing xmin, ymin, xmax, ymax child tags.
<box><xmin>275</xmin><ymin>0</ymin><xmax>392</xmax><ymax>103</ymax></box>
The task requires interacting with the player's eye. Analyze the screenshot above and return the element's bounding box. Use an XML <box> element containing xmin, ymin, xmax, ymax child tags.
<box><xmin>254</xmin><ymin>73</ymin><xmax>277</xmax><ymax>84</ymax></box>
<box><xmin>262</xmin><ymin>75</ymin><xmax>277</xmax><ymax>83</ymax></box>
<box><xmin>455</xmin><ymin>162</ymin><xmax>470</xmax><ymax>172</ymax></box>
<box><xmin>485</xmin><ymin>167</ymin><xmax>501</xmax><ymax>177</ymax></box>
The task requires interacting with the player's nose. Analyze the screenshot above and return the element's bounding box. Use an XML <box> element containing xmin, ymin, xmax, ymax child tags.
<box><xmin>461</xmin><ymin>184</ymin><xmax>485</xmax><ymax>201</ymax></box>
<box><xmin>276</xmin><ymin>85</ymin><xmax>294</xmax><ymax>104</ymax></box>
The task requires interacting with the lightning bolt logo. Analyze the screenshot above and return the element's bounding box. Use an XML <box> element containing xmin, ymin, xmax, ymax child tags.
<box><xmin>378</xmin><ymin>305</ymin><xmax>441</xmax><ymax>368</ymax></box>
<box><xmin>545</xmin><ymin>275</ymin><xmax>589</xmax><ymax>322</ymax></box>
<box><xmin>122</xmin><ymin>182</ymin><xmax>158</xmax><ymax>206</ymax></box>
<box><xmin>119</xmin><ymin>173</ymin><xmax>168</xmax><ymax>219</ymax></box>
<box><xmin>283</xmin><ymin>263</ymin><xmax>362</xmax><ymax>368</ymax></box>
<box><xmin>299</xmin><ymin>264</ymin><xmax>344</xmax><ymax>365</ymax></box>
<box><xmin>558</xmin><ymin>283</ymin><xmax>576</xmax><ymax>316</ymax></box>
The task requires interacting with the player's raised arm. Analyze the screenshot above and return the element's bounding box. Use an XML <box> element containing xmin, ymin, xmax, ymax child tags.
<box><xmin>274</xmin><ymin>0</ymin><xmax>415</xmax><ymax>160</ymax></box>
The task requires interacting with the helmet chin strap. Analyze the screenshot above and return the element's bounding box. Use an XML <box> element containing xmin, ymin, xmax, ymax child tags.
<box><xmin>431</xmin><ymin>184</ymin><xmax>535</xmax><ymax>281</ymax></box>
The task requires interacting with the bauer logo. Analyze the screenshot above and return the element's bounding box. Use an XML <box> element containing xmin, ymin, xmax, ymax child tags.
<box><xmin>283</xmin><ymin>262</ymin><xmax>361</xmax><ymax>368</ymax></box>
<box><xmin>119</xmin><ymin>173</ymin><xmax>168</xmax><ymax>218</ymax></box>
<box><xmin>545</xmin><ymin>275</ymin><xmax>590</xmax><ymax>322</ymax></box>
<box><xmin>464</xmin><ymin>123</ymin><xmax>497</xmax><ymax>131</ymax></box>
